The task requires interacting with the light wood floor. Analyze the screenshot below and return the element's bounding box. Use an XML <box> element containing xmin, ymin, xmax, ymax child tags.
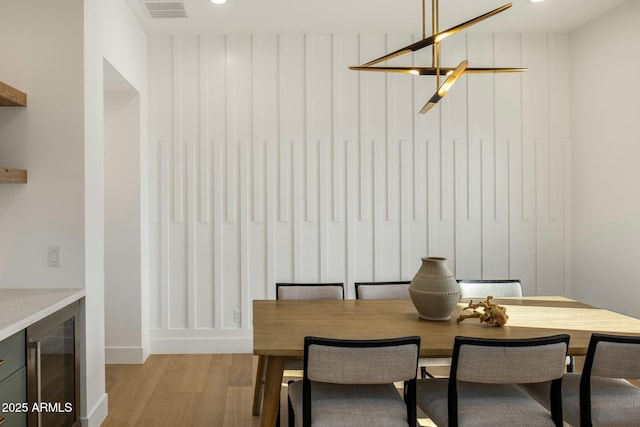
<box><xmin>102</xmin><ymin>354</ymin><xmax>263</xmax><ymax>426</ymax></box>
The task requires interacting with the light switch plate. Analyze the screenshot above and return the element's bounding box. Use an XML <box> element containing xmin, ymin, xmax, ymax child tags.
<box><xmin>48</xmin><ymin>246</ymin><xmax>61</xmax><ymax>268</ymax></box>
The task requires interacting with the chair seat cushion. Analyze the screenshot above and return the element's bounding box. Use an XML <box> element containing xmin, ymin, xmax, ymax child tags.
<box><xmin>289</xmin><ymin>380</ymin><xmax>409</xmax><ymax>427</ymax></box>
<box><xmin>417</xmin><ymin>378</ymin><xmax>558</xmax><ymax>427</ymax></box>
<box><xmin>520</xmin><ymin>373</ymin><xmax>640</xmax><ymax>427</ymax></box>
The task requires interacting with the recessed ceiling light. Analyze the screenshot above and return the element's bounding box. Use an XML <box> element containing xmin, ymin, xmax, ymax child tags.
<box><xmin>529</xmin><ymin>0</ymin><xmax>544</xmax><ymax>3</ymax></box>
<box><xmin>210</xmin><ymin>0</ymin><xmax>227</xmax><ymax>4</ymax></box>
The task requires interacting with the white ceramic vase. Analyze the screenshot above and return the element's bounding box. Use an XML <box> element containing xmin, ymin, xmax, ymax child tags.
<box><xmin>409</xmin><ymin>257</ymin><xmax>460</xmax><ymax>321</ymax></box>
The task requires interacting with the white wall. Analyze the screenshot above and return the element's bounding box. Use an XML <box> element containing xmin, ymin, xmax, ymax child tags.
<box><xmin>104</xmin><ymin>63</ymin><xmax>145</xmax><ymax>364</ymax></box>
<box><xmin>84</xmin><ymin>0</ymin><xmax>147</xmax><ymax>424</ymax></box>
<box><xmin>570</xmin><ymin>0</ymin><xmax>640</xmax><ymax>318</ymax></box>
<box><xmin>0</xmin><ymin>0</ymin><xmax>85</xmax><ymax>288</ymax></box>
<box><xmin>148</xmin><ymin>32</ymin><xmax>572</xmax><ymax>353</ymax></box>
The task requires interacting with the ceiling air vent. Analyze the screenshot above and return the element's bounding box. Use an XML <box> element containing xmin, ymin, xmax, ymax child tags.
<box><xmin>141</xmin><ymin>1</ymin><xmax>187</xmax><ymax>18</ymax></box>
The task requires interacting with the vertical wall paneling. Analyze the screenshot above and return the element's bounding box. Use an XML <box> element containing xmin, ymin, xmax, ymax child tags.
<box><xmin>239</xmin><ymin>140</ymin><xmax>249</xmax><ymax>326</ymax></box>
<box><xmin>359</xmin><ymin>34</ymin><xmax>386</xmax><ymax>225</ymax></box>
<box><xmin>491</xmin><ymin>34</ymin><xmax>521</xmax><ymax>279</ymax></box>
<box><xmin>427</xmin><ymin>138</ymin><xmax>440</xmax><ymax>255</ymax></box>
<box><xmin>149</xmin><ymin>140</ymin><xmax>159</xmax><ymax>224</ymax></box>
<box><xmin>400</xmin><ymin>139</ymin><xmax>412</xmax><ymax>278</ymax></box>
<box><xmin>494</xmin><ymin>139</ymin><xmax>508</xmax><ymax>222</ymax></box>
<box><xmin>147</xmin><ymin>31</ymin><xmax>571</xmax><ymax>353</ymax></box>
<box><xmin>253</xmin><ymin>35</ymin><xmax>279</xmax><ymax>299</ymax></box>
<box><xmin>413</xmin><ymin>137</ymin><xmax>426</xmax><ymax>222</ymax></box>
<box><xmin>563</xmin><ymin>137</ymin><xmax>572</xmax><ymax>296</ymax></box>
<box><xmin>186</xmin><ymin>143</ymin><xmax>197</xmax><ymax>329</ymax></box>
<box><xmin>253</xmin><ymin>139</ymin><xmax>265</xmax><ymax>222</ymax></box>
<box><xmin>265</xmin><ymin>140</ymin><xmax>276</xmax><ymax>299</ymax></box>
<box><xmin>330</xmin><ymin>36</ymin><xmax>350</xmax><ymax>224</ymax></box>
<box><xmin>521</xmin><ymin>138</ymin><xmax>536</xmax><ymax>221</ymax></box>
<box><xmin>148</xmin><ymin>38</ymin><xmax>159</xmax><ymax>226</ymax></box>
<box><xmin>199</xmin><ymin>36</ymin><xmax>210</xmax><ymax>223</ymax></box>
<box><xmin>279</xmin><ymin>140</ymin><xmax>291</xmax><ymax>223</ymax></box>
<box><xmin>332</xmin><ymin>139</ymin><xmax>345</xmax><ymax>223</ymax></box>
<box><xmin>482</xmin><ymin>137</ymin><xmax>509</xmax><ymax>278</ymax></box>
<box><xmin>306</xmin><ymin>138</ymin><xmax>319</xmax><ymax>222</ymax></box>
<box><xmin>292</xmin><ymin>138</ymin><xmax>303</xmax><ymax>279</ymax></box>
<box><xmin>207</xmin><ymin>34</ymin><xmax>227</xmax><ymax>330</ymax></box>
<box><xmin>159</xmin><ymin>142</ymin><xmax>170</xmax><ymax>329</ymax></box>
<box><xmin>199</xmin><ymin>143</ymin><xmax>211</xmax><ymax>223</ymax></box>
<box><xmin>172</xmin><ymin>37</ymin><xmax>183</xmax><ymax>223</ymax></box>
<box><xmin>279</xmin><ymin>35</ymin><xmax>305</xmax><ymax>282</ymax></box>
<box><xmin>173</xmin><ymin>142</ymin><xmax>185</xmax><ymax>223</ymax></box>
<box><xmin>360</xmin><ymin>138</ymin><xmax>372</xmax><ymax>222</ymax></box>
<box><xmin>387</xmin><ymin>138</ymin><xmax>399</xmax><ymax>222</ymax></box>
<box><xmin>225</xmin><ymin>138</ymin><xmax>237</xmax><ymax>223</ymax></box>
<box><xmin>212</xmin><ymin>140</ymin><xmax>223</xmax><ymax>329</ymax></box>
<box><xmin>345</xmin><ymin>139</ymin><xmax>357</xmax><ymax>297</ymax></box>
<box><xmin>373</xmin><ymin>139</ymin><xmax>384</xmax><ymax>279</ymax></box>
<box><xmin>318</xmin><ymin>140</ymin><xmax>329</xmax><ymax>280</ymax></box>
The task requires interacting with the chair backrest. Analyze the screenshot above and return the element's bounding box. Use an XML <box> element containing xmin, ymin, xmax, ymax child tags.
<box><xmin>579</xmin><ymin>333</ymin><xmax>640</xmax><ymax>426</ymax></box>
<box><xmin>457</xmin><ymin>279</ymin><xmax>523</xmax><ymax>300</ymax></box>
<box><xmin>583</xmin><ymin>333</ymin><xmax>640</xmax><ymax>379</ymax></box>
<box><xmin>302</xmin><ymin>336</ymin><xmax>420</xmax><ymax>427</ymax></box>
<box><xmin>276</xmin><ymin>282</ymin><xmax>344</xmax><ymax>300</ymax></box>
<box><xmin>449</xmin><ymin>334</ymin><xmax>570</xmax><ymax>427</ymax></box>
<box><xmin>354</xmin><ymin>281</ymin><xmax>410</xmax><ymax>300</ymax></box>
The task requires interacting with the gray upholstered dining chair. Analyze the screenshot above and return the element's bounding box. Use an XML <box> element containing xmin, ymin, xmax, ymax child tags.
<box><xmin>355</xmin><ymin>281</ymin><xmax>411</xmax><ymax>299</ymax></box>
<box><xmin>520</xmin><ymin>333</ymin><xmax>640</xmax><ymax>427</ymax></box>
<box><xmin>276</xmin><ymin>282</ymin><xmax>345</xmax><ymax>300</ymax></box>
<box><xmin>288</xmin><ymin>336</ymin><xmax>420</xmax><ymax>427</ymax></box>
<box><xmin>457</xmin><ymin>278</ymin><xmax>574</xmax><ymax>372</ymax></box>
<box><xmin>276</xmin><ymin>282</ymin><xmax>345</xmax><ymax>374</ymax></box>
<box><xmin>253</xmin><ymin>282</ymin><xmax>345</xmax><ymax>420</ymax></box>
<box><xmin>417</xmin><ymin>334</ymin><xmax>570</xmax><ymax>427</ymax></box>
<box><xmin>355</xmin><ymin>280</ymin><xmax>448</xmax><ymax>379</ymax></box>
<box><xmin>457</xmin><ymin>279</ymin><xmax>523</xmax><ymax>301</ymax></box>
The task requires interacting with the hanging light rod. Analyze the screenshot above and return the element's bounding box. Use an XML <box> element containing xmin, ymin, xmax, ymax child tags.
<box><xmin>349</xmin><ymin>66</ymin><xmax>527</xmax><ymax>75</ymax></box>
<box><xmin>356</xmin><ymin>3</ymin><xmax>513</xmax><ymax>68</ymax></box>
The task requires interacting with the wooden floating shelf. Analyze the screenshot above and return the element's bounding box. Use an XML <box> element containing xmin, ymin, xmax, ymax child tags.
<box><xmin>0</xmin><ymin>168</ymin><xmax>27</xmax><ymax>183</ymax></box>
<box><xmin>0</xmin><ymin>81</ymin><xmax>27</xmax><ymax>106</ymax></box>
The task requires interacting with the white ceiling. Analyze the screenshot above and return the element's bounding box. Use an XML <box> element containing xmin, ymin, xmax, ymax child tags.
<box><xmin>125</xmin><ymin>0</ymin><xmax>626</xmax><ymax>35</ymax></box>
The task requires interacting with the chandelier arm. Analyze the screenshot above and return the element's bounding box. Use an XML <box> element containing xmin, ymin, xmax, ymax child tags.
<box><xmin>348</xmin><ymin>66</ymin><xmax>527</xmax><ymax>75</ymax></box>
<box><xmin>420</xmin><ymin>59</ymin><xmax>468</xmax><ymax>114</ymax></box>
<box><xmin>356</xmin><ymin>3</ymin><xmax>512</xmax><ymax>68</ymax></box>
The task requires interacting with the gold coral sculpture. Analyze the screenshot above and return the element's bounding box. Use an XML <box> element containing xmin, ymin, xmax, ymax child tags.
<box><xmin>350</xmin><ymin>0</ymin><xmax>526</xmax><ymax>114</ymax></box>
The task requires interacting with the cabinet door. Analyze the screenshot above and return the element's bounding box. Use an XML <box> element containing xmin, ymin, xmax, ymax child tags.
<box><xmin>0</xmin><ymin>366</ymin><xmax>28</xmax><ymax>427</ymax></box>
<box><xmin>0</xmin><ymin>330</ymin><xmax>25</xmax><ymax>381</ymax></box>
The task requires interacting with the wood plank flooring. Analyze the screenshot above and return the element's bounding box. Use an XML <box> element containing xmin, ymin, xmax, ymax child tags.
<box><xmin>103</xmin><ymin>354</ymin><xmax>263</xmax><ymax>427</ymax></box>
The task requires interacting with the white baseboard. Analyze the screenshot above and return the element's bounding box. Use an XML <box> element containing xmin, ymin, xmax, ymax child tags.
<box><xmin>81</xmin><ymin>392</ymin><xmax>108</xmax><ymax>427</ymax></box>
<box><xmin>105</xmin><ymin>345</ymin><xmax>150</xmax><ymax>364</ymax></box>
<box><xmin>150</xmin><ymin>337</ymin><xmax>252</xmax><ymax>354</ymax></box>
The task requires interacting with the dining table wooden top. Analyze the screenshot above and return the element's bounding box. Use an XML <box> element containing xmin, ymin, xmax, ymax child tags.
<box><xmin>252</xmin><ymin>296</ymin><xmax>640</xmax><ymax>358</ymax></box>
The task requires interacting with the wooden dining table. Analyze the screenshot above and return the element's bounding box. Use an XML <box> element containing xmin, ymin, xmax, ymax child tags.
<box><xmin>252</xmin><ymin>296</ymin><xmax>640</xmax><ymax>427</ymax></box>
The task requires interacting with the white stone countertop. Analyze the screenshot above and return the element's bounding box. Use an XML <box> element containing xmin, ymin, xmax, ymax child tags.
<box><xmin>0</xmin><ymin>288</ymin><xmax>85</xmax><ymax>341</ymax></box>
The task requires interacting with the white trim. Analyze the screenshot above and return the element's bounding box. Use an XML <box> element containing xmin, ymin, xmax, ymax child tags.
<box><xmin>105</xmin><ymin>346</ymin><xmax>150</xmax><ymax>364</ymax></box>
<box><xmin>150</xmin><ymin>337</ymin><xmax>252</xmax><ymax>354</ymax></box>
<box><xmin>81</xmin><ymin>392</ymin><xmax>108</xmax><ymax>427</ymax></box>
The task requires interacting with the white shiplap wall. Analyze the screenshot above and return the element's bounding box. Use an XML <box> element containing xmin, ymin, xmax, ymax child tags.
<box><xmin>148</xmin><ymin>32</ymin><xmax>571</xmax><ymax>353</ymax></box>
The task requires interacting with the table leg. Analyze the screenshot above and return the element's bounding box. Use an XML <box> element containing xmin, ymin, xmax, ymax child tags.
<box><xmin>260</xmin><ymin>355</ymin><xmax>285</xmax><ymax>427</ymax></box>
<box><xmin>252</xmin><ymin>355</ymin><xmax>268</xmax><ymax>415</ymax></box>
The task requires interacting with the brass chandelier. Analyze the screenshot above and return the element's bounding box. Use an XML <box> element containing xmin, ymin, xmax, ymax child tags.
<box><xmin>350</xmin><ymin>0</ymin><xmax>526</xmax><ymax>114</ymax></box>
